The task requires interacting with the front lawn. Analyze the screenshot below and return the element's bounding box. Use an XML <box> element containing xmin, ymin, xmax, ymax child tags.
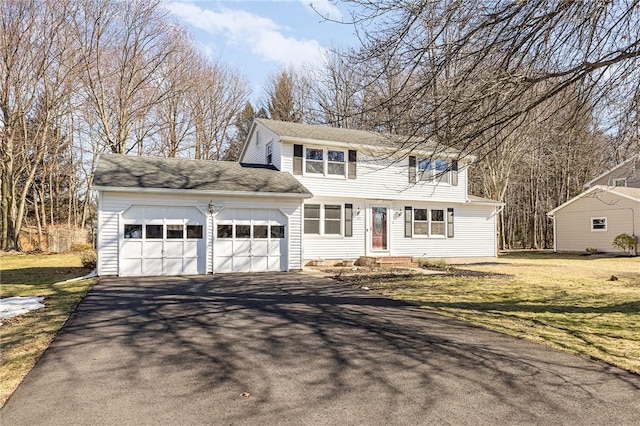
<box><xmin>0</xmin><ymin>252</ymin><xmax>96</xmax><ymax>406</ymax></box>
<box><xmin>354</xmin><ymin>252</ymin><xmax>640</xmax><ymax>374</ymax></box>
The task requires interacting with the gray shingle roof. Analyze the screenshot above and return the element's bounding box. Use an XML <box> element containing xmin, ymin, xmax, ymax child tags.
<box><xmin>256</xmin><ymin>118</ymin><xmax>459</xmax><ymax>155</ymax></box>
<box><xmin>92</xmin><ymin>154</ymin><xmax>311</xmax><ymax>196</ymax></box>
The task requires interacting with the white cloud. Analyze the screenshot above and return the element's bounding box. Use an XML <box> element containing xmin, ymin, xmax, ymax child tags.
<box><xmin>166</xmin><ymin>2</ymin><xmax>327</xmax><ymax>68</ymax></box>
<box><xmin>302</xmin><ymin>0</ymin><xmax>343</xmax><ymax>21</ymax></box>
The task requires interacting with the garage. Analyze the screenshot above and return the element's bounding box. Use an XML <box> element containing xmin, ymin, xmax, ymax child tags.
<box><xmin>93</xmin><ymin>154</ymin><xmax>310</xmax><ymax>276</ymax></box>
<box><xmin>214</xmin><ymin>208</ymin><xmax>287</xmax><ymax>273</ymax></box>
<box><xmin>120</xmin><ymin>205</ymin><xmax>206</xmax><ymax>276</ymax></box>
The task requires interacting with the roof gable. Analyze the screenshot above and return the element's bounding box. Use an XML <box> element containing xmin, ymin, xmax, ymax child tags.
<box><xmin>92</xmin><ymin>154</ymin><xmax>311</xmax><ymax>196</ymax></box>
<box><xmin>548</xmin><ymin>185</ymin><xmax>640</xmax><ymax>216</ymax></box>
<box><xmin>584</xmin><ymin>154</ymin><xmax>640</xmax><ymax>188</ymax></box>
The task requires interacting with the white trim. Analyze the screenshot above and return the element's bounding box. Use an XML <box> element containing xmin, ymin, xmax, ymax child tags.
<box><xmin>91</xmin><ymin>185</ymin><xmax>313</xmax><ymax>199</ymax></box>
<box><xmin>366</xmin><ymin>202</ymin><xmax>392</xmax><ymax>255</ymax></box>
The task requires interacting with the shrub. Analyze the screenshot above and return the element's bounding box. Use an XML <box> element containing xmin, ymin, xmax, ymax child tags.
<box><xmin>79</xmin><ymin>251</ymin><xmax>97</xmax><ymax>269</ymax></box>
<box><xmin>70</xmin><ymin>242</ymin><xmax>93</xmax><ymax>252</ymax></box>
<box><xmin>418</xmin><ymin>258</ymin><xmax>448</xmax><ymax>269</ymax></box>
<box><xmin>612</xmin><ymin>233</ymin><xmax>636</xmax><ymax>256</ymax></box>
<box><xmin>585</xmin><ymin>247</ymin><xmax>598</xmax><ymax>255</ymax></box>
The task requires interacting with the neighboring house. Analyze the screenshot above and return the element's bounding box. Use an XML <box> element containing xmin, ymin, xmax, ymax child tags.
<box><xmin>547</xmin><ymin>154</ymin><xmax>639</xmax><ymax>255</ymax></box>
<box><xmin>93</xmin><ymin>119</ymin><xmax>503</xmax><ymax>276</ymax></box>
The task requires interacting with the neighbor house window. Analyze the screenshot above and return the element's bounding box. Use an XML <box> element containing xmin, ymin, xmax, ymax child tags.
<box><xmin>266</xmin><ymin>143</ymin><xmax>273</xmax><ymax>164</ymax></box>
<box><xmin>304</xmin><ymin>204</ymin><xmax>321</xmax><ymax>234</ymax></box>
<box><xmin>124</xmin><ymin>224</ymin><xmax>142</xmax><ymax>239</ymax></box>
<box><xmin>591</xmin><ymin>217</ymin><xmax>607</xmax><ymax>231</ymax></box>
<box><xmin>305</xmin><ymin>148</ymin><xmax>324</xmax><ymax>174</ymax></box>
<box><xmin>613</xmin><ymin>178</ymin><xmax>626</xmax><ymax>187</ymax></box>
<box><xmin>431</xmin><ymin>209</ymin><xmax>445</xmax><ymax>236</ymax></box>
<box><xmin>324</xmin><ymin>204</ymin><xmax>342</xmax><ymax>235</ymax></box>
<box><xmin>327</xmin><ymin>150</ymin><xmax>346</xmax><ymax>176</ymax></box>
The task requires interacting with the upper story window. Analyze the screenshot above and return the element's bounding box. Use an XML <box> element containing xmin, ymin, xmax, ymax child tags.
<box><xmin>305</xmin><ymin>148</ymin><xmax>324</xmax><ymax>174</ymax></box>
<box><xmin>417</xmin><ymin>158</ymin><xmax>450</xmax><ymax>183</ymax></box>
<box><xmin>327</xmin><ymin>150</ymin><xmax>346</xmax><ymax>175</ymax></box>
<box><xmin>304</xmin><ymin>147</ymin><xmax>346</xmax><ymax>177</ymax></box>
<box><xmin>613</xmin><ymin>178</ymin><xmax>626</xmax><ymax>187</ymax></box>
<box><xmin>266</xmin><ymin>143</ymin><xmax>273</xmax><ymax>164</ymax></box>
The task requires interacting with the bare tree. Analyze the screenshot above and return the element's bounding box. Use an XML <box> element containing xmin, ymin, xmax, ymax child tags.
<box><xmin>1</xmin><ymin>0</ymin><xmax>80</xmax><ymax>250</ymax></box>
<box><xmin>72</xmin><ymin>0</ymin><xmax>177</xmax><ymax>154</ymax></box>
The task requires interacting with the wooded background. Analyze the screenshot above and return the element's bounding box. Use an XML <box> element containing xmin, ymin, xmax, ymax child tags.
<box><xmin>2</xmin><ymin>0</ymin><xmax>639</xmax><ymax>251</ymax></box>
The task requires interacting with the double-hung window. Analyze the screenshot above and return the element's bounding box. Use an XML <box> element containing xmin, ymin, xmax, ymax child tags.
<box><xmin>324</xmin><ymin>205</ymin><xmax>342</xmax><ymax>234</ymax></box>
<box><xmin>305</xmin><ymin>148</ymin><xmax>324</xmax><ymax>174</ymax></box>
<box><xmin>409</xmin><ymin>207</ymin><xmax>452</xmax><ymax>237</ymax></box>
<box><xmin>304</xmin><ymin>203</ymin><xmax>346</xmax><ymax>236</ymax></box>
<box><xmin>266</xmin><ymin>143</ymin><xmax>273</xmax><ymax>164</ymax></box>
<box><xmin>591</xmin><ymin>217</ymin><xmax>607</xmax><ymax>231</ymax></box>
<box><xmin>416</xmin><ymin>158</ymin><xmax>450</xmax><ymax>183</ymax></box>
<box><xmin>417</xmin><ymin>158</ymin><xmax>433</xmax><ymax>181</ymax></box>
<box><xmin>327</xmin><ymin>150</ymin><xmax>346</xmax><ymax>175</ymax></box>
<box><xmin>304</xmin><ymin>147</ymin><xmax>346</xmax><ymax>177</ymax></box>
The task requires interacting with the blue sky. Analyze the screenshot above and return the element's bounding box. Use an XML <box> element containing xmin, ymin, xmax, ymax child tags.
<box><xmin>165</xmin><ymin>0</ymin><xmax>359</xmax><ymax>104</ymax></box>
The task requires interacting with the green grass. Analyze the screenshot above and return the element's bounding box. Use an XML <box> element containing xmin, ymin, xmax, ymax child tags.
<box><xmin>363</xmin><ymin>251</ymin><xmax>640</xmax><ymax>374</ymax></box>
<box><xmin>0</xmin><ymin>252</ymin><xmax>96</xmax><ymax>406</ymax></box>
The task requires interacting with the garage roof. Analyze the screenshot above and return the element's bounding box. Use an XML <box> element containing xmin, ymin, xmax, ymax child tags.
<box><xmin>92</xmin><ymin>154</ymin><xmax>312</xmax><ymax>197</ymax></box>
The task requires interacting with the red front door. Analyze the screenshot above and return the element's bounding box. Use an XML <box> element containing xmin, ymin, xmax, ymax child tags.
<box><xmin>371</xmin><ymin>207</ymin><xmax>388</xmax><ymax>250</ymax></box>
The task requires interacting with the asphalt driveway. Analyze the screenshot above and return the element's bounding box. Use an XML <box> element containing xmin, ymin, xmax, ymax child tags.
<box><xmin>2</xmin><ymin>273</ymin><xmax>639</xmax><ymax>425</ymax></box>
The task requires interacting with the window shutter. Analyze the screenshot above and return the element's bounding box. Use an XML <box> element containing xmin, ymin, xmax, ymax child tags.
<box><xmin>404</xmin><ymin>206</ymin><xmax>412</xmax><ymax>237</ymax></box>
<box><xmin>447</xmin><ymin>208</ymin><xmax>454</xmax><ymax>238</ymax></box>
<box><xmin>409</xmin><ymin>156</ymin><xmax>416</xmax><ymax>184</ymax></box>
<box><xmin>348</xmin><ymin>150</ymin><xmax>357</xmax><ymax>179</ymax></box>
<box><xmin>293</xmin><ymin>144</ymin><xmax>303</xmax><ymax>175</ymax></box>
<box><xmin>345</xmin><ymin>204</ymin><xmax>353</xmax><ymax>237</ymax></box>
<box><xmin>450</xmin><ymin>160</ymin><xmax>458</xmax><ymax>186</ymax></box>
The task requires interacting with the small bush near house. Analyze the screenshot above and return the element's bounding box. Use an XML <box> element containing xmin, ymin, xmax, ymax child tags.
<box><xmin>612</xmin><ymin>233</ymin><xmax>636</xmax><ymax>255</ymax></box>
<box><xmin>585</xmin><ymin>247</ymin><xmax>598</xmax><ymax>255</ymax></box>
<box><xmin>418</xmin><ymin>258</ymin><xmax>448</xmax><ymax>270</ymax></box>
<box><xmin>79</xmin><ymin>251</ymin><xmax>97</xmax><ymax>269</ymax></box>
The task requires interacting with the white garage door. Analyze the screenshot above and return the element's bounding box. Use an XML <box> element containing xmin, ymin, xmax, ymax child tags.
<box><xmin>120</xmin><ymin>206</ymin><xmax>206</xmax><ymax>276</ymax></box>
<box><xmin>214</xmin><ymin>208</ymin><xmax>287</xmax><ymax>273</ymax></box>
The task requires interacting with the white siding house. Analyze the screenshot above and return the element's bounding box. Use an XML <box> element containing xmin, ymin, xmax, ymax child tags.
<box><xmin>93</xmin><ymin>119</ymin><xmax>503</xmax><ymax>276</ymax></box>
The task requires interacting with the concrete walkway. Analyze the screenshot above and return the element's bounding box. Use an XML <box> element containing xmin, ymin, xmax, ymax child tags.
<box><xmin>2</xmin><ymin>273</ymin><xmax>639</xmax><ymax>425</ymax></box>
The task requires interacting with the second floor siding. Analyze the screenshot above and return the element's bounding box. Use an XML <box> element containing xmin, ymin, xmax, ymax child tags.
<box><xmin>281</xmin><ymin>142</ymin><xmax>469</xmax><ymax>203</ymax></box>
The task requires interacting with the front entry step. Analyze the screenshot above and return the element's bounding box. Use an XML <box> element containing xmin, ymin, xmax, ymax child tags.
<box><xmin>356</xmin><ymin>256</ymin><xmax>418</xmax><ymax>268</ymax></box>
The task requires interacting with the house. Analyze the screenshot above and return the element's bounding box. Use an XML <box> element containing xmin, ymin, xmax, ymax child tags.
<box><xmin>93</xmin><ymin>119</ymin><xmax>503</xmax><ymax>276</ymax></box>
<box><xmin>547</xmin><ymin>154</ymin><xmax>639</xmax><ymax>255</ymax></box>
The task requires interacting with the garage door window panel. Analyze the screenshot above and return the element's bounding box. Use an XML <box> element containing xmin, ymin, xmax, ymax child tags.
<box><xmin>236</xmin><ymin>225</ymin><xmax>251</xmax><ymax>238</ymax></box>
<box><xmin>186</xmin><ymin>225</ymin><xmax>203</xmax><ymax>239</ymax></box>
<box><xmin>124</xmin><ymin>224</ymin><xmax>142</xmax><ymax>239</ymax></box>
<box><xmin>271</xmin><ymin>225</ymin><xmax>285</xmax><ymax>239</ymax></box>
<box><xmin>146</xmin><ymin>224</ymin><xmax>163</xmax><ymax>239</ymax></box>
<box><xmin>217</xmin><ymin>225</ymin><xmax>232</xmax><ymax>238</ymax></box>
<box><xmin>254</xmin><ymin>225</ymin><xmax>268</xmax><ymax>238</ymax></box>
<box><xmin>167</xmin><ymin>224</ymin><xmax>184</xmax><ymax>239</ymax></box>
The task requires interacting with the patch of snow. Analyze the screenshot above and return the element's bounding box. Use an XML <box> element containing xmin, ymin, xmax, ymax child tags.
<box><xmin>0</xmin><ymin>296</ymin><xmax>45</xmax><ymax>322</ymax></box>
